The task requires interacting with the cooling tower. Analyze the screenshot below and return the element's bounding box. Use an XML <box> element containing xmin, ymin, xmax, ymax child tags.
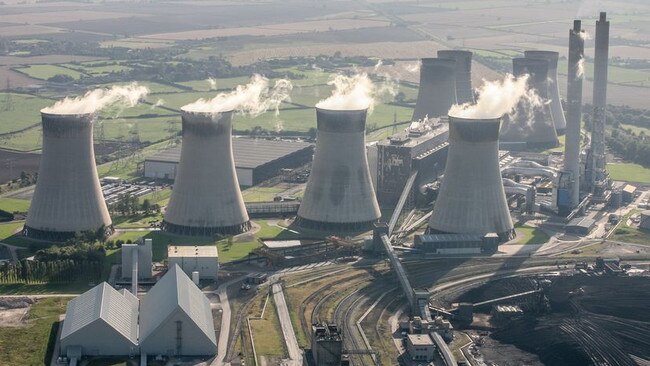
<box><xmin>525</xmin><ymin>50</ymin><xmax>566</xmax><ymax>134</ymax></box>
<box><xmin>412</xmin><ymin>58</ymin><xmax>457</xmax><ymax>121</ymax></box>
<box><xmin>296</xmin><ymin>108</ymin><xmax>381</xmax><ymax>231</ymax></box>
<box><xmin>163</xmin><ymin>110</ymin><xmax>250</xmax><ymax>236</ymax></box>
<box><xmin>587</xmin><ymin>12</ymin><xmax>610</xmax><ymax>190</ymax></box>
<box><xmin>428</xmin><ymin>116</ymin><xmax>514</xmax><ymax>241</ymax></box>
<box><xmin>437</xmin><ymin>50</ymin><xmax>474</xmax><ymax>104</ymax></box>
<box><xmin>25</xmin><ymin>112</ymin><xmax>112</xmax><ymax>241</ymax></box>
<box><xmin>500</xmin><ymin>57</ymin><xmax>559</xmax><ymax>148</ymax></box>
<box><xmin>564</xmin><ymin>20</ymin><xmax>586</xmax><ymax>209</ymax></box>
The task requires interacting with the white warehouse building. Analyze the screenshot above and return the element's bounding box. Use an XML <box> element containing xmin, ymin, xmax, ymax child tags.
<box><xmin>168</xmin><ymin>245</ymin><xmax>219</xmax><ymax>280</ymax></box>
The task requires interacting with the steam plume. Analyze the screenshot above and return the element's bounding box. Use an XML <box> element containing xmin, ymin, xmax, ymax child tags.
<box><xmin>207</xmin><ymin>78</ymin><xmax>217</xmax><ymax>90</ymax></box>
<box><xmin>405</xmin><ymin>61</ymin><xmax>420</xmax><ymax>73</ymax></box>
<box><xmin>316</xmin><ymin>73</ymin><xmax>396</xmax><ymax>113</ymax></box>
<box><xmin>577</xmin><ymin>58</ymin><xmax>586</xmax><ymax>78</ymax></box>
<box><xmin>448</xmin><ymin>74</ymin><xmax>542</xmax><ymax>119</ymax></box>
<box><xmin>42</xmin><ymin>83</ymin><xmax>149</xmax><ymax>115</ymax></box>
<box><xmin>182</xmin><ymin>75</ymin><xmax>292</xmax><ymax>116</ymax></box>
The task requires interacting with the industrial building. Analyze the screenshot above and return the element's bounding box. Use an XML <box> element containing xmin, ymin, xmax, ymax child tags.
<box><xmin>168</xmin><ymin>245</ymin><xmax>219</xmax><ymax>280</ymax></box>
<box><xmin>163</xmin><ymin>110</ymin><xmax>250</xmax><ymax>236</ymax></box>
<box><xmin>60</xmin><ymin>283</ymin><xmax>139</xmax><ymax>359</ymax></box>
<box><xmin>586</xmin><ymin>12</ymin><xmax>611</xmax><ymax>195</ymax></box>
<box><xmin>414</xmin><ymin>233</ymin><xmax>500</xmax><ymax>255</ymax></box>
<box><xmin>144</xmin><ymin>138</ymin><xmax>313</xmax><ymax>187</ymax></box>
<box><xmin>562</xmin><ymin>20</ymin><xmax>586</xmax><ymax>214</ymax></box>
<box><xmin>311</xmin><ymin>323</ymin><xmax>343</xmax><ymax>366</ymax></box>
<box><xmin>25</xmin><ymin>112</ymin><xmax>112</xmax><ymax>241</ymax></box>
<box><xmin>376</xmin><ymin>122</ymin><xmax>449</xmax><ymax>207</ymax></box>
<box><xmin>139</xmin><ymin>264</ymin><xmax>217</xmax><ymax>356</ymax></box>
<box><xmin>501</xmin><ymin>57</ymin><xmax>558</xmax><ymax>149</ymax></box>
<box><xmin>429</xmin><ymin>116</ymin><xmax>515</xmax><ymax>241</ymax></box>
<box><xmin>437</xmin><ymin>50</ymin><xmax>474</xmax><ymax>104</ymax></box>
<box><xmin>412</xmin><ymin>58</ymin><xmax>457</xmax><ymax>121</ymax></box>
<box><xmin>297</xmin><ymin>108</ymin><xmax>381</xmax><ymax>231</ymax></box>
<box><xmin>639</xmin><ymin>211</ymin><xmax>650</xmax><ymax>230</ymax></box>
<box><xmin>121</xmin><ymin>238</ymin><xmax>153</xmax><ymax>281</ymax></box>
<box><xmin>525</xmin><ymin>50</ymin><xmax>566</xmax><ymax>134</ymax></box>
<box><xmin>565</xmin><ymin>216</ymin><xmax>596</xmax><ymax>235</ymax></box>
<box><xmin>405</xmin><ymin>334</ymin><xmax>435</xmax><ymax>362</ymax></box>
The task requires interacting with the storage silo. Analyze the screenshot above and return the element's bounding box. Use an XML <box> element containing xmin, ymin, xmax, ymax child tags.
<box><xmin>428</xmin><ymin>116</ymin><xmax>514</xmax><ymax>241</ymax></box>
<box><xmin>500</xmin><ymin>57</ymin><xmax>559</xmax><ymax>149</ymax></box>
<box><xmin>437</xmin><ymin>50</ymin><xmax>474</xmax><ymax>104</ymax></box>
<box><xmin>163</xmin><ymin>110</ymin><xmax>250</xmax><ymax>236</ymax></box>
<box><xmin>412</xmin><ymin>58</ymin><xmax>458</xmax><ymax>121</ymax></box>
<box><xmin>296</xmin><ymin>108</ymin><xmax>381</xmax><ymax>231</ymax></box>
<box><xmin>524</xmin><ymin>50</ymin><xmax>566</xmax><ymax>134</ymax></box>
<box><xmin>25</xmin><ymin>112</ymin><xmax>112</xmax><ymax>240</ymax></box>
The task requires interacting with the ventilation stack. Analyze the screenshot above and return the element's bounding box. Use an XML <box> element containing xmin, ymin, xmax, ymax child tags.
<box><xmin>412</xmin><ymin>58</ymin><xmax>457</xmax><ymax>121</ymax></box>
<box><xmin>525</xmin><ymin>50</ymin><xmax>567</xmax><ymax>134</ymax></box>
<box><xmin>428</xmin><ymin>116</ymin><xmax>514</xmax><ymax>241</ymax></box>
<box><xmin>587</xmin><ymin>12</ymin><xmax>610</xmax><ymax>193</ymax></box>
<box><xmin>500</xmin><ymin>57</ymin><xmax>559</xmax><ymax>149</ymax></box>
<box><xmin>437</xmin><ymin>50</ymin><xmax>474</xmax><ymax>104</ymax></box>
<box><xmin>25</xmin><ymin>112</ymin><xmax>112</xmax><ymax>241</ymax></box>
<box><xmin>163</xmin><ymin>110</ymin><xmax>250</xmax><ymax>236</ymax></box>
<box><xmin>296</xmin><ymin>108</ymin><xmax>381</xmax><ymax>232</ymax></box>
<box><xmin>562</xmin><ymin>20</ymin><xmax>586</xmax><ymax>212</ymax></box>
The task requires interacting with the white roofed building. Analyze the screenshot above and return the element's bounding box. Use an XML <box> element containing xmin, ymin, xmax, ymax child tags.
<box><xmin>139</xmin><ymin>264</ymin><xmax>217</xmax><ymax>356</ymax></box>
<box><xmin>60</xmin><ymin>283</ymin><xmax>139</xmax><ymax>357</ymax></box>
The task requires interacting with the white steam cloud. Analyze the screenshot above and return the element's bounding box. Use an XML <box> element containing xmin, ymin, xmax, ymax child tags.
<box><xmin>207</xmin><ymin>78</ymin><xmax>217</xmax><ymax>90</ymax></box>
<box><xmin>151</xmin><ymin>99</ymin><xmax>165</xmax><ymax>109</ymax></box>
<box><xmin>577</xmin><ymin>57</ymin><xmax>586</xmax><ymax>78</ymax></box>
<box><xmin>316</xmin><ymin>73</ymin><xmax>397</xmax><ymax>113</ymax></box>
<box><xmin>448</xmin><ymin>74</ymin><xmax>543</xmax><ymax>120</ymax></box>
<box><xmin>42</xmin><ymin>82</ymin><xmax>149</xmax><ymax>115</ymax></box>
<box><xmin>182</xmin><ymin>74</ymin><xmax>292</xmax><ymax>116</ymax></box>
<box><xmin>404</xmin><ymin>61</ymin><xmax>420</xmax><ymax>73</ymax></box>
<box><xmin>579</xmin><ymin>30</ymin><xmax>591</xmax><ymax>41</ymax></box>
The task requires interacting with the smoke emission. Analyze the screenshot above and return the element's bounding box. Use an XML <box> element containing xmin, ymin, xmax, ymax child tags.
<box><xmin>151</xmin><ymin>99</ymin><xmax>165</xmax><ymax>109</ymax></box>
<box><xmin>448</xmin><ymin>74</ymin><xmax>543</xmax><ymax>119</ymax></box>
<box><xmin>182</xmin><ymin>74</ymin><xmax>293</xmax><ymax>116</ymax></box>
<box><xmin>316</xmin><ymin>73</ymin><xmax>396</xmax><ymax>113</ymax></box>
<box><xmin>42</xmin><ymin>83</ymin><xmax>149</xmax><ymax>115</ymax></box>
<box><xmin>207</xmin><ymin>78</ymin><xmax>218</xmax><ymax>90</ymax></box>
<box><xmin>404</xmin><ymin>61</ymin><xmax>421</xmax><ymax>73</ymax></box>
<box><xmin>577</xmin><ymin>58</ymin><xmax>586</xmax><ymax>78</ymax></box>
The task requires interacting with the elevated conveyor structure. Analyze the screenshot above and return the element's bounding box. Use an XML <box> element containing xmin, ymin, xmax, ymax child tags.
<box><xmin>388</xmin><ymin>171</ymin><xmax>418</xmax><ymax>237</ymax></box>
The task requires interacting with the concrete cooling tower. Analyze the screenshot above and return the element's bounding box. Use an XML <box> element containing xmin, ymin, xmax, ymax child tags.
<box><xmin>524</xmin><ymin>50</ymin><xmax>567</xmax><ymax>134</ymax></box>
<box><xmin>25</xmin><ymin>112</ymin><xmax>112</xmax><ymax>241</ymax></box>
<box><xmin>437</xmin><ymin>50</ymin><xmax>474</xmax><ymax>104</ymax></box>
<box><xmin>412</xmin><ymin>58</ymin><xmax>457</xmax><ymax>121</ymax></box>
<box><xmin>428</xmin><ymin>116</ymin><xmax>514</xmax><ymax>241</ymax></box>
<box><xmin>163</xmin><ymin>110</ymin><xmax>250</xmax><ymax>236</ymax></box>
<box><xmin>296</xmin><ymin>108</ymin><xmax>381</xmax><ymax>231</ymax></box>
<box><xmin>500</xmin><ymin>57</ymin><xmax>559</xmax><ymax>149</ymax></box>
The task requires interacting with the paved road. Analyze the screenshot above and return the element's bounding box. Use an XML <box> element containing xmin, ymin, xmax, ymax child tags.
<box><xmin>210</xmin><ymin>278</ymin><xmax>240</xmax><ymax>366</ymax></box>
<box><xmin>272</xmin><ymin>282</ymin><xmax>302</xmax><ymax>365</ymax></box>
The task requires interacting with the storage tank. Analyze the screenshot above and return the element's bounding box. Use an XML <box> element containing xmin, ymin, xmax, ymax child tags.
<box><xmin>524</xmin><ymin>50</ymin><xmax>566</xmax><ymax>134</ymax></box>
<box><xmin>428</xmin><ymin>116</ymin><xmax>514</xmax><ymax>241</ymax></box>
<box><xmin>163</xmin><ymin>110</ymin><xmax>250</xmax><ymax>236</ymax></box>
<box><xmin>412</xmin><ymin>58</ymin><xmax>457</xmax><ymax>121</ymax></box>
<box><xmin>500</xmin><ymin>57</ymin><xmax>559</xmax><ymax>149</ymax></box>
<box><xmin>437</xmin><ymin>50</ymin><xmax>474</xmax><ymax>104</ymax></box>
<box><xmin>25</xmin><ymin>112</ymin><xmax>112</xmax><ymax>240</ymax></box>
<box><xmin>296</xmin><ymin>108</ymin><xmax>381</xmax><ymax>231</ymax></box>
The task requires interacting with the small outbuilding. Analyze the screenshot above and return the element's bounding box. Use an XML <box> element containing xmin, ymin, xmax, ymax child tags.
<box><xmin>60</xmin><ymin>283</ymin><xmax>139</xmax><ymax>358</ymax></box>
<box><xmin>168</xmin><ymin>245</ymin><xmax>218</xmax><ymax>280</ymax></box>
<box><xmin>139</xmin><ymin>265</ymin><xmax>217</xmax><ymax>356</ymax></box>
<box><xmin>406</xmin><ymin>334</ymin><xmax>435</xmax><ymax>362</ymax></box>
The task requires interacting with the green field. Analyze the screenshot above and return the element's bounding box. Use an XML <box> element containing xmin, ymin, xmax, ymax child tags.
<box><xmin>15</xmin><ymin>64</ymin><xmax>86</xmax><ymax>80</ymax></box>
<box><xmin>95</xmin><ymin>80</ymin><xmax>184</xmax><ymax>94</ymax></box>
<box><xmin>0</xmin><ymin>197</ymin><xmax>31</xmax><ymax>213</ymax></box>
<box><xmin>607</xmin><ymin>163</ymin><xmax>650</xmax><ymax>183</ymax></box>
<box><xmin>242</xmin><ymin>186</ymin><xmax>286</xmax><ymax>202</ymax></box>
<box><xmin>0</xmin><ymin>126</ymin><xmax>42</xmax><ymax>151</ymax></box>
<box><xmin>99</xmin><ymin>116</ymin><xmax>179</xmax><ymax>143</ymax></box>
<box><xmin>558</xmin><ymin>59</ymin><xmax>650</xmax><ymax>87</ymax></box>
<box><xmin>510</xmin><ymin>224</ymin><xmax>550</xmax><ymax>245</ymax></box>
<box><xmin>621</xmin><ymin>123</ymin><xmax>650</xmax><ymax>135</ymax></box>
<box><xmin>610</xmin><ymin>210</ymin><xmax>650</xmax><ymax>245</ymax></box>
<box><xmin>0</xmin><ymin>93</ymin><xmax>53</xmax><ymax>134</ymax></box>
<box><xmin>0</xmin><ymin>297</ymin><xmax>68</xmax><ymax>365</ymax></box>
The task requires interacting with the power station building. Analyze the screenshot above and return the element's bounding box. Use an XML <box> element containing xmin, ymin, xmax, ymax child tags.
<box><xmin>412</xmin><ymin>58</ymin><xmax>457</xmax><ymax>121</ymax></box>
<box><xmin>144</xmin><ymin>138</ymin><xmax>313</xmax><ymax>187</ymax></box>
<box><xmin>376</xmin><ymin>122</ymin><xmax>449</xmax><ymax>207</ymax></box>
<box><xmin>121</xmin><ymin>238</ymin><xmax>153</xmax><ymax>281</ymax></box>
<box><xmin>25</xmin><ymin>112</ymin><xmax>112</xmax><ymax>241</ymax></box>
<box><xmin>163</xmin><ymin>110</ymin><xmax>250</xmax><ymax>236</ymax></box>
<box><xmin>297</xmin><ymin>108</ymin><xmax>381</xmax><ymax>231</ymax></box>
<box><xmin>429</xmin><ymin>116</ymin><xmax>514</xmax><ymax>241</ymax></box>
<box><xmin>168</xmin><ymin>245</ymin><xmax>219</xmax><ymax>280</ymax></box>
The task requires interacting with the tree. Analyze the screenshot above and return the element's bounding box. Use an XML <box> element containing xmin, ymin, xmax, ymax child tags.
<box><xmin>141</xmin><ymin>199</ymin><xmax>151</xmax><ymax>214</ymax></box>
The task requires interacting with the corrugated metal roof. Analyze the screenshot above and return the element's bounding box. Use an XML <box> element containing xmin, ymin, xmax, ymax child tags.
<box><xmin>146</xmin><ymin>138</ymin><xmax>313</xmax><ymax>169</ymax></box>
<box><xmin>61</xmin><ymin>282</ymin><xmax>138</xmax><ymax>344</ymax></box>
<box><xmin>417</xmin><ymin>233</ymin><xmax>485</xmax><ymax>242</ymax></box>
<box><xmin>139</xmin><ymin>264</ymin><xmax>216</xmax><ymax>345</ymax></box>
